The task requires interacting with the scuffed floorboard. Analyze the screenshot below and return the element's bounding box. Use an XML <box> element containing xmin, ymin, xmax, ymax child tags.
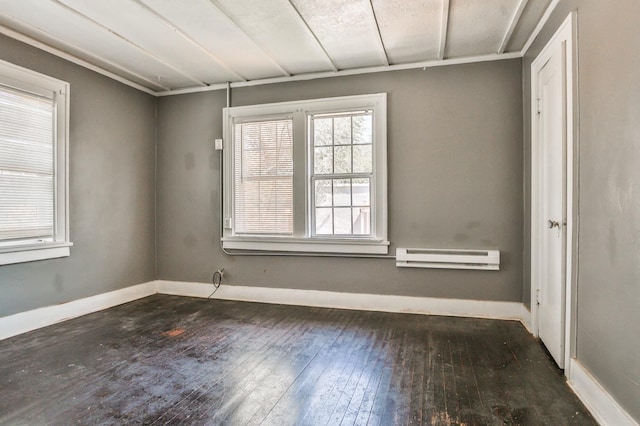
<box><xmin>0</xmin><ymin>294</ymin><xmax>595</xmax><ymax>425</ymax></box>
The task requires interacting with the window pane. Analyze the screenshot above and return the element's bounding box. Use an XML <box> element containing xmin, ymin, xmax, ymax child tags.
<box><xmin>333</xmin><ymin>179</ymin><xmax>351</xmax><ymax>206</ymax></box>
<box><xmin>314</xmin><ymin>146</ymin><xmax>333</xmax><ymax>174</ymax></box>
<box><xmin>241</xmin><ymin>149</ymin><xmax>260</xmax><ymax>177</ymax></box>
<box><xmin>352</xmin><ymin>115</ymin><xmax>372</xmax><ymax>144</ymax></box>
<box><xmin>334</xmin><ymin>146</ymin><xmax>351</xmax><ymax>174</ymax></box>
<box><xmin>352</xmin><ymin>178</ymin><xmax>370</xmax><ymax>206</ymax></box>
<box><xmin>314</xmin><ymin>179</ymin><xmax>332</xmax><ymax>207</ymax></box>
<box><xmin>353</xmin><ymin>207</ymin><xmax>371</xmax><ymax>235</ymax></box>
<box><xmin>234</xmin><ymin>119</ymin><xmax>293</xmax><ymax>235</ymax></box>
<box><xmin>315</xmin><ymin>207</ymin><xmax>332</xmax><ymax>234</ymax></box>
<box><xmin>237</xmin><ymin>122</ymin><xmax>259</xmax><ymax>150</ymax></box>
<box><xmin>334</xmin><ymin>117</ymin><xmax>351</xmax><ymax>145</ymax></box>
<box><xmin>313</xmin><ymin>118</ymin><xmax>332</xmax><ymax>146</ymax></box>
<box><xmin>261</xmin><ymin>149</ymin><xmax>278</xmax><ymax>175</ymax></box>
<box><xmin>333</xmin><ymin>208</ymin><xmax>352</xmax><ymax>234</ymax></box>
<box><xmin>353</xmin><ymin>145</ymin><xmax>372</xmax><ymax>173</ymax></box>
<box><xmin>310</xmin><ymin>111</ymin><xmax>375</xmax><ymax>238</ymax></box>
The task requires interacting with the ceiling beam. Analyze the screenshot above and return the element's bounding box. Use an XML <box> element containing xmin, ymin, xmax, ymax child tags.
<box><xmin>157</xmin><ymin>52</ymin><xmax>521</xmax><ymax>97</ymax></box>
<box><xmin>285</xmin><ymin>0</ymin><xmax>338</xmax><ymax>72</ymax></box>
<box><xmin>520</xmin><ymin>0</ymin><xmax>561</xmax><ymax>55</ymax></box>
<box><xmin>367</xmin><ymin>0</ymin><xmax>389</xmax><ymax>66</ymax></box>
<box><xmin>206</xmin><ymin>0</ymin><xmax>291</xmax><ymax>77</ymax></box>
<box><xmin>131</xmin><ymin>0</ymin><xmax>247</xmax><ymax>81</ymax></box>
<box><xmin>498</xmin><ymin>0</ymin><xmax>528</xmax><ymax>54</ymax></box>
<box><xmin>50</xmin><ymin>0</ymin><xmax>207</xmax><ymax>87</ymax></box>
<box><xmin>0</xmin><ymin>17</ymin><xmax>165</xmax><ymax>93</ymax></box>
<box><xmin>438</xmin><ymin>0</ymin><xmax>450</xmax><ymax>60</ymax></box>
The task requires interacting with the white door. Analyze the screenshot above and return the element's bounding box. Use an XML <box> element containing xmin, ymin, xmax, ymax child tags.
<box><xmin>536</xmin><ymin>42</ymin><xmax>567</xmax><ymax>368</ymax></box>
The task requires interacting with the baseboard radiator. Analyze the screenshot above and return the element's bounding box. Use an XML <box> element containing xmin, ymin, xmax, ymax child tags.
<box><xmin>396</xmin><ymin>248</ymin><xmax>500</xmax><ymax>270</ymax></box>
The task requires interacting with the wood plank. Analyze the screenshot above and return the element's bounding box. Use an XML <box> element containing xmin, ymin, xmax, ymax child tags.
<box><xmin>342</xmin><ymin>326</ymin><xmax>394</xmax><ymax>425</ymax></box>
<box><xmin>0</xmin><ymin>295</ymin><xmax>597</xmax><ymax>425</ymax></box>
<box><xmin>257</xmin><ymin>310</ymin><xmax>362</xmax><ymax>425</ymax></box>
<box><xmin>297</xmin><ymin>311</ymin><xmax>376</xmax><ymax>424</ymax></box>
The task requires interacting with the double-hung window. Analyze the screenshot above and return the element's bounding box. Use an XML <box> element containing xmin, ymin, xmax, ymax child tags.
<box><xmin>0</xmin><ymin>59</ymin><xmax>70</xmax><ymax>266</ymax></box>
<box><xmin>223</xmin><ymin>93</ymin><xmax>388</xmax><ymax>254</ymax></box>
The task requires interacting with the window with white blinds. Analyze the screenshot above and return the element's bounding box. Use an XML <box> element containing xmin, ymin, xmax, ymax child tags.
<box><xmin>0</xmin><ymin>85</ymin><xmax>55</xmax><ymax>241</ymax></box>
<box><xmin>233</xmin><ymin>119</ymin><xmax>293</xmax><ymax>235</ymax></box>
<box><xmin>0</xmin><ymin>59</ymin><xmax>70</xmax><ymax>266</ymax></box>
<box><xmin>223</xmin><ymin>93</ymin><xmax>388</xmax><ymax>255</ymax></box>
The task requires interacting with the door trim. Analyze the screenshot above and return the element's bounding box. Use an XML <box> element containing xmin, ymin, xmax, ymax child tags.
<box><xmin>530</xmin><ymin>12</ymin><xmax>577</xmax><ymax>373</ymax></box>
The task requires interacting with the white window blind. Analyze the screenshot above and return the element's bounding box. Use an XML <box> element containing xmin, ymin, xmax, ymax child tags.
<box><xmin>233</xmin><ymin>118</ymin><xmax>293</xmax><ymax>235</ymax></box>
<box><xmin>0</xmin><ymin>84</ymin><xmax>55</xmax><ymax>242</ymax></box>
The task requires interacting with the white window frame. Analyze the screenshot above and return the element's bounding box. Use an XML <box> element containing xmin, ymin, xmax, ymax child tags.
<box><xmin>0</xmin><ymin>59</ymin><xmax>71</xmax><ymax>266</ymax></box>
<box><xmin>222</xmin><ymin>93</ymin><xmax>388</xmax><ymax>255</ymax></box>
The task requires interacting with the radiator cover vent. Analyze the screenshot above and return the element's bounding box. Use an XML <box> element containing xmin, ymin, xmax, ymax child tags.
<box><xmin>396</xmin><ymin>248</ymin><xmax>500</xmax><ymax>270</ymax></box>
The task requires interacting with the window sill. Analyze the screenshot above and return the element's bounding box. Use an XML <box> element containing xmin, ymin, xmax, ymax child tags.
<box><xmin>222</xmin><ymin>238</ymin><xmax>389</xmax><ymax>255</ymax></box>
<box><xmin>0</xmin><ymin>242</ymin><xmax>73</xmax><ymax>266</ymax></box>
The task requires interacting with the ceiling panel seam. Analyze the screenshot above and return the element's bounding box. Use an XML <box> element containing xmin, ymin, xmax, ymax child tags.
<box><xmin>285</xmin><ymin>0</ymin><xmax>338</xmax><ymax>72</ymax></box>
<box><xmin>367</xmin><ymin>0</ymin><xmax>389</xmax><ymax>66</ymax></box>
<box><xmin>131</xmin><ymin>0</ymin><xmax>247</xmax><ymax>82</ymax></box>
<box><xmin>0</xmin><ymin>23</ymin><xmax>158</xmax><ymax>95</ymax></box>
<box><xmin>438</xmin><ymin>0</ymin><xmax>450</xmax><ymax>60</ymax></box>
<box><xmin>499</xmin><ymin>0</ymin><xmax>528</xmax><ymax>54</ymax></box>
<box><xmin>206</xmin><ymin>0</ymin><xmax>291</xmax><ymax>77</ymax></box>
<box><xmin>0</xmin><ymin>13</ymin><xmax>170</xmax><ymax>91</ymax></box>
<box><xmin>519</xmin><ymin>0</ymin><xmax>560</xmax><ymax>55</ymax></box>
<box><xmin>51</xmin><ymin>0</ymin><xmax>208</xmax><ymax>87</ymax></box>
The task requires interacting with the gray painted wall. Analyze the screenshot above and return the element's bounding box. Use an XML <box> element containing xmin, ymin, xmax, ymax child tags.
<box><xmin>157</xmin><ymin>60</ymin><xmax>524</xmax><ymax>302</ymax></box>
<box><xmin>523</xmin><ymin>0</ymin><xmax>640</xmax><ymax>420</ymax></box>
<box><xmin>0</xmin><ymin>35</ymin><xmax>156</xmax><ymax>317</ymax></box>
<box><xmin>2</xmin><ymin>4</ymin><xmax>637</xmax><ymax>420</ymax></box>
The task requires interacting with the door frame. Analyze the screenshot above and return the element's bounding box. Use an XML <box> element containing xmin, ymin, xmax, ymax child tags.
<box><xmin>530</xmin><ymin>12</ymin><xmax>577</xmax><ymax>372</ymax></box>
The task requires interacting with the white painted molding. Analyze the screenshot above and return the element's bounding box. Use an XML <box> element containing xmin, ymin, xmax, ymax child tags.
<box><xmin>529</xmin><ymin>11</ymin><xmax>577</xmax><ymax>371</ymax></box>
<box><xmin>568</xmin><ymin>359</ymin><xmax>639</xmax><ymax>426</ymax></box>
<box><xmin>156</xmin><ymin>52</ymin><xmax>522</xmax><ymax>97</ymax></box>
<box><xmin>520</xmin><ymin>304</ymin><xmax>533</xmax><ymax>334</ymax></box>
<box><xmin>155</xmin><ymin>280</ymin><xmax>524</xmax><ymax>320</ymax></box>
<box><xmin>154</xmin><ymin>280</ymin><xmax>214</xmax><ymax>299</ymax></box>
<box><xmin>1</xmin><ymin>280</ymin><xmax>529</xmax><ymax>341</ymax></box>
<box><xmin>0</xmin><ymin>281</ymin><xmax>155</xmax><ymax>341</ymax></box>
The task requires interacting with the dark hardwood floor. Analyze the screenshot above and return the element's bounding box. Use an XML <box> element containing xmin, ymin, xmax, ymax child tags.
<box><xmin>0</xmin><ymin>295</ymin><xmax>595</xmax><ymax>425</ymax></box>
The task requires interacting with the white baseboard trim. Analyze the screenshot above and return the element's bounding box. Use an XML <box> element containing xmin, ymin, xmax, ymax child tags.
<box><xmin>0</xmin><ymin>279</ymin><xmax>531</xmax><ymax>342</ymax></box>
<box><xmin>520</xmin><ymin>304</ymin><xmax>533</xmax><ymax>334</ymax></box>
<box><xmin>155</xmin><ymin>280</ymin><xmax>525</xmax><ymax>321</ymax></box>
<box><xmin>568</xmin><ymin>359</ymin><xmax>638</xmax><ymax>426</ymax></box>
<box><xmin>0</xmin><ymin>282</ymin><xmax>156</xmax><ymax>341</ymax></box>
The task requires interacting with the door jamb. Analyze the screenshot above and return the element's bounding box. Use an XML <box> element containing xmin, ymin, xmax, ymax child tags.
<box><xmin>530</xmin><ymin>11</ymin><xmax>577</xmax><ymax>374</ymax></box>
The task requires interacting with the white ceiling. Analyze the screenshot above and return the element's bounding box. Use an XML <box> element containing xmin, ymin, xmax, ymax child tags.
<box><xmin>0</xmin><ymin>0</ymin><xmax>555</xmax><ymax>95</ymax></box>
